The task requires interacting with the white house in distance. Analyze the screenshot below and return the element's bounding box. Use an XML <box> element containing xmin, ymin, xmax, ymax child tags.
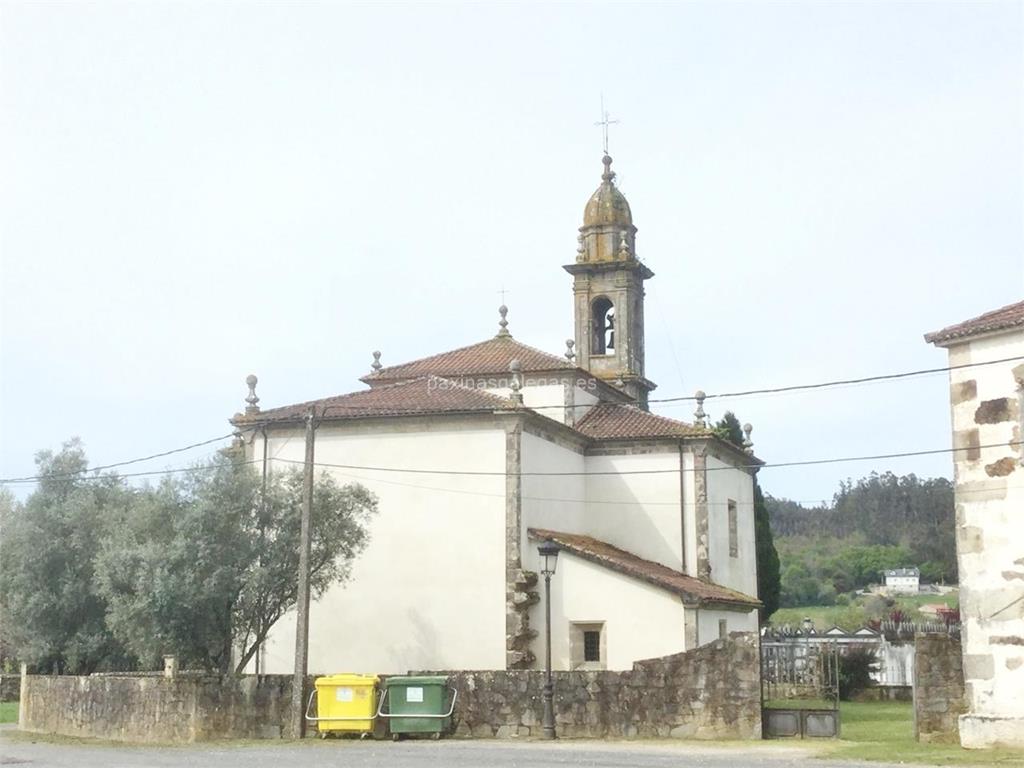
<box><xmin>883</xmin><ymin>567</ymin><xmax>920</xmax><ymax>595</ymax></box>
<box><xmin>926</xmin><ymin>300</ymin><xmax>1024</xmax><ymax>749</ymax></box>
<box><xmin>231</xmin><ymin>154</ymin><xmax>762</xmax><ymax>675</ymax></box>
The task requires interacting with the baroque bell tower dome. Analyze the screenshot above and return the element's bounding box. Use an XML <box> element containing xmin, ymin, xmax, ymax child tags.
<box><xmin>565</xmin><ymin>154</ymin><xmax>655</xmax><ymax>408</ymax></box>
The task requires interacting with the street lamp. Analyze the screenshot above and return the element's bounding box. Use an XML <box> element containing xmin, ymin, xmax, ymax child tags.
<box><xmin>538</xmin><ymin>541</ymin><xmax>560</xmax><ymax>740</ymax></box>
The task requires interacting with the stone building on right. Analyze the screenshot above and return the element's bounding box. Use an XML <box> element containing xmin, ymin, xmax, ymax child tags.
<box><xmin>926</xmin><ymin>300</ymin><xmax>1024</xmax><ymax>748</ymax></box>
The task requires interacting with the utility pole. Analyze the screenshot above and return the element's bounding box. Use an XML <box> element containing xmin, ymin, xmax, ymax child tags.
<box><xmin>290</xmin><ymin>406</ymin><xmax>317</xmax><ymax>739</ymax></box>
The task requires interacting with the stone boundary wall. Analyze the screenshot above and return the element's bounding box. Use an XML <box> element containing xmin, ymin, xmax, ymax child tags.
<box><xmin>914</xmin><ymin>633</ymin><xmax>965</xmax><ymax>743</ymax></box>
<box><xmin>19</xmin><ymin>673</ymin><xmax>313</xmax><ymax>742</ymax></box>
<box><xmin>18</xmin><ymin>635</ymin><xmax>760</xmax><ymax>742</ymax></box>
<box><xmin>419</xmin><ymin>634</ymin><xmax>761</xmax><ymax>739</ymax></box>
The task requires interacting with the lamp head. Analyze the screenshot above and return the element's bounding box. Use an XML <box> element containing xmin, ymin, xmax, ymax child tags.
<box><xmin>538</xmin><ymin>541</ymin><xmax>560</xmax><ymax>576</ymax></box>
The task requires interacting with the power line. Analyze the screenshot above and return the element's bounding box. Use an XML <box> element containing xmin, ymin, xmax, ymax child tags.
<box><xmin>269</xmin><ymin>440</ymin><xmax>1018</xmax><ymax>478</ymax></box>
<box><xmin>649</xmin><ymin>354</ymin><xmax>1024</xmax><ymax>404</ymax></box>
<box><xmin>0</xmin><ymin>459</ymin><xmax>259</xmax><ymax>486</ymax></box>
<box><xmin>4</xmin><ymin>438</ymin><xmax>1008</xmax><ymax>486</ymax></box>
<box><xmin>237</xmin><ymin>354</ymin><xmax>1024</xmax><ymax>421</ymax></box>
<box><xmin>6</xmin><ymin>352</ymin><xmax>1020</xmax><ymax>485</ymax></box>
<box><xmin>0</xmin><ymin>434</ymin><xmax>239</xmax><ymax>484</ymax></box>
<box><xmin>293</xmin><ymin>465</ymin><xmax>1015</xmax><ymax>507</ymax></box>
<box><xmin>3</xmin><ymin>447</ymin><xmax>1004</xmax><ymax>507</ymax></box>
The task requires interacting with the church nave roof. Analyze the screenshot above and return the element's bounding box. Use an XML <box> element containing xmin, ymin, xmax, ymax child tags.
<box><xmin>528</xmin><ymin>528</ymin><xmax>761</xmax><ymax>609</ymax></box>
<box><xmin>360</xmin><ymin>334</ymin><xmax>600</xmax><ymax>388</ymax></box>
<box><xmin>232</xmin><ymin>375</ymin><xmax>516</xmax><ymax>425</ymax></box>
<box><xmin>574</xmin><ymin>402</ymin><xmax>710</xmax><ymax>441</ymax></box>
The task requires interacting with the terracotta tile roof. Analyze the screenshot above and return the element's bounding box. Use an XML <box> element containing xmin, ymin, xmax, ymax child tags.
<box><xmin>232</xmin><ymin>376</ymin><xmax>515</xmax><ymax>425</ymax></box>
<box><xmin>361</xmin><ymin>336</ymin><xmax>580</xmax><ymax>384</ymax></box>
<box><xmin>925</xmin><ymin>299</ymin><xmax>1024</xmax><ymax>345</ymax></box>
<box><xmin>528</xmin><ymin>528</ymin><xmax>761</xmax><ymax>609</ymax></box>
<box><xmin>574</xmin><ymin>403</ymin><xmax>710</xmax><ymax>440</ymax></box>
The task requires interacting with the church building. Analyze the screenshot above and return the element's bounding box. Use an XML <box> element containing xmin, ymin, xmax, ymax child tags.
<box><xmin>231</xmin><ymin>154</ymin><xmax>762</xmax><ymax>674</ymax></box>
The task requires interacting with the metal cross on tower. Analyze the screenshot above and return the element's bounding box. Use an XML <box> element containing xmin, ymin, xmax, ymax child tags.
<box><xmin>594</xmin><ymin>96</ymin><xmax>619</xmax><ymax>155</ymax></box>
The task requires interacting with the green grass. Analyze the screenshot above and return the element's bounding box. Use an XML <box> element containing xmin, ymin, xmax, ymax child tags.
<box><xmin>771</xmin><ymin>605</ymin><xmax>860</xmax><ymax>629</ymax></box>
<box><xmin>0</xmin><ymin>701</ymin><xmax>18</xmax><ymax>724</ymax></box>
<box><xmin>818</xmin><ymin>701</ymin><xmax>1024</xmax><ymax>765</ymax></box>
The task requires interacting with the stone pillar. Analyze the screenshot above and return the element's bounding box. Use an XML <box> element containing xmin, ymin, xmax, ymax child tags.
<box><xmin>683</xmin><ymin>605</ymin><xmax>699</xmax><ymax>650</ymax></box>
<box><xmin>503</xmin><ymin>417</ymin><xmax>537</xmax><ymax>669</ymax></box>
<box><xmin>18</xmin><ymin>663</ymin><xmax>27</xmax><ymax>729</ymax></box>
<box><xmin>913</xmin><ymin>633</ymin><xmax>965</xmax><ymax>743</ymax></box>
<box><xmin>694</xmin><ymin>448</ymin><xmax>711</xmax><ymax>580</ymax></box>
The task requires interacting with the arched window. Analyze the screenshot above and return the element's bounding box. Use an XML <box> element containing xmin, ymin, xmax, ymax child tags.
<box><xmin>592</xmin><ymin>297</ymin><xmax>615</xmax><ymax>355</ymax></box>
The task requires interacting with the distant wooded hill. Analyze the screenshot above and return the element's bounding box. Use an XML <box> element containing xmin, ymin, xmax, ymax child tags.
<box><xmin>764</xmin><ymin>472</ymin><xmax>956</xmax><ymax>608</ymax></box>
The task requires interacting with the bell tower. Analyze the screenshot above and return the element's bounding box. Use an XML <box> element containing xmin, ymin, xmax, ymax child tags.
<box><xmin>564</xmin><ymin>154</ymin><xmax>655</xmax><ymax>407</ymax></box>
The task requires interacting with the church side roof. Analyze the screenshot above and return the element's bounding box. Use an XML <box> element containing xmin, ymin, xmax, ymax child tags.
<box><xmin>528</xmin><ymin>528</ymin><xmax>761</xmax><ymax>609</ymax></box>
<box><xmin>360</xmin><ymin>335</ymin><xmax>601</xmax><ymax>386</ymax></box>
<box><xmin>574</xmin><ymin>402</ymin><xmax>710</xmax><ymax>440</ymax></box>
<box><xmin>231</xmin><ymin>376</ymin><xmax>515</xmax><ymax>425</ymax></box>
<box><xmin>925</xmin><ymin>299</ymin><xmax>1024</xmax><ymax>345</ymax></box>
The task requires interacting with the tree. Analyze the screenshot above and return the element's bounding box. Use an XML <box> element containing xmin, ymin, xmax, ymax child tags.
<box><xmin>0</xmin><ymin>440</ymin><xmax>134</xmax><ymax>673</ymax></box>
<box><xmin>764</xmin><ymin>471</ymin><xmax>957</xmax><ymax>598</ymax></box>
<box><xmin>715</xmin><ymin>412</ymin><xmax>782</xmax><ymax>620</ymax></box>
<box><xmin>94</xmin><ymin>450</ymin><xmax>377</xmax><ymax>672</ymax></box>
<box><xmin>230</xmin><ymin>463</ymin><xmax>377</xmax><ymax>673</ymax></box>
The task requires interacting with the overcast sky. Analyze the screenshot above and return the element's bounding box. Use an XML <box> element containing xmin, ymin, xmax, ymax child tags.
<box><xmin>1</xmin><ymin>1</ymin><xmax>1021</xmax><ymax>505</ymax></box>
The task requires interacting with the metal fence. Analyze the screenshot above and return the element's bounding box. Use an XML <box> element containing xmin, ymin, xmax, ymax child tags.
<box><xmin>761</xmin><ymin>639</ymin><xmax>840</xmax><ymax>739</ymax></box>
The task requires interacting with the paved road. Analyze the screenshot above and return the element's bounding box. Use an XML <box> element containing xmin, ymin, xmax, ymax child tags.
<box><xmin>0</xmin><ymin>732</ymin><xmax>904</xmax><ymax>768</ymax></box>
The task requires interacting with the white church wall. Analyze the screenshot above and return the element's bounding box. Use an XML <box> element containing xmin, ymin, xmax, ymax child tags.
<box><xmin>485</xmin><ymin>383</ymin><xmax>568</xmax><ymax>424</ymax></box>
<box><xmin>248</xmin><ymin>422</ymin><xmax>508</xmax><ymax>674</ymax></box>
<box><xmin>527</xmin><ymin>551</ymin><xmax>686</xmax><ymax>671</ymax></box>
<box><xmin>943</xmin><ymin>330</ymin><xmax>1024</xmax><ymax>748</ymax></box>
<box><xmin>583</xmin><ymin>450</ymin><xmax>683</xmax><ymax>570</ymax></box>
<box><xmin>705</xmin><ymin>456</ymin><xmax>758</xmax><ymax>597</ymax></box>
<box><xmin>696</xmin><ymin>607</ymin><xmax>759</xmax><ymax>648</ymax></box>
<box><xmin>572</xmin><ymin>384</ymin><xmax>600</xmax><ymax>423</ymax></box>
<box><xmin>520</xmin><ymin>431</ymin><xmax>586</xmax><ymax>545</ymax></box>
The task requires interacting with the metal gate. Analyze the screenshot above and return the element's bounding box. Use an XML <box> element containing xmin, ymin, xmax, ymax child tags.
<box><xmin>761</xmin><ymin>637</ymin><xmax>840</xmax><ymax>739</ymax></box>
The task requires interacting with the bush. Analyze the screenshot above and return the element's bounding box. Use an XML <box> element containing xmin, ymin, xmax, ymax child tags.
<box><xmin>838</xmin><ymin>646</ymin><xmax>879</xmax><ymax>700</ymax></box>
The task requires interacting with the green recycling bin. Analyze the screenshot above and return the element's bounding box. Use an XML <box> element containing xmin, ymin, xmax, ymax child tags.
<box><xmin>378</xmin><ymin>675</ymin><xmax>456</xmax><ymax>739</ymax></box>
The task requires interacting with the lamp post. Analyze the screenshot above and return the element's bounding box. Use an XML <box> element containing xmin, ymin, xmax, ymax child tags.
<box><xmin>538</xmin><ymin>541</ymin><xmax>560</xmax><ymax>740</ymax></box>
<box><xmin>802</xmin><ymin>616</ymin><xmax>813</xmax><ymax>691</ymax></box>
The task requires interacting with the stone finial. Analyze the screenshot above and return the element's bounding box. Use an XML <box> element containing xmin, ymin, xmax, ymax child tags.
<box><xmin>496</xmin><ymin>305</ymin><xmax>511</xmax><ymax>338</ymax></box>
<box><xmin>371</xmin><ymin>350</ymin><xmax>382</xmax><ymax>373</ymax></box>
<box><xmin>602</xmin><ymin>153</ymin><xmax>615</xmax><ymax>182</ymax></box>
<box><xmin>565</xmin><ymin>339</ymin><xmax>576</xmax><ymax>362</ymax></box>
<box><xmin>245</xmin><ymin>374</ymin><xmax>260</xmax><ymax>415</ymax></box>
<box><xmin>576</xmin><ymin>234</ymin><xmax>585</xmax><ymax>257</ymax></box>
<box><xmin>163</xmin><ymin>655</ymin><xmax>178</xmax><ymax>679</ymax></box>
<box><xmin>742</xmin><ymin>423</ymin><xmax>754</xmax><ymax>454</ymax></box>
<box><xmin>509</xmin><ymin>359</ymin><xmax>524</xmax><ymax>405</ymax></box>
<box><xmin>619</xmin><ymin>230</ymin><xmax>630</xmax><ymax>258</ymax></box>
<box><xmin>693</xmin><ymin>390</ymin><xmax>707</xmax><ymax>427</ymax></box>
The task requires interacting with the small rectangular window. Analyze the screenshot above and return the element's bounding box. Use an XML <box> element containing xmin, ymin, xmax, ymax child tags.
<box><xmin>719</xmin><ymin>619</ymin><xmax>727</xmax><ymax>639</ymax></box>
<box><xmin>570</xmin><ymin>622</ymin><xmax>605</xmax><ymax>669</ymax></box>
<box><xmin>583</xmin><ymin>630</ymin><xmax>601</xmax><ymax>662</ymax></box>
<box><xmin>728</xmin><ymin>500</ymin><xmax>738</xmax><ymax>557</ymax></box>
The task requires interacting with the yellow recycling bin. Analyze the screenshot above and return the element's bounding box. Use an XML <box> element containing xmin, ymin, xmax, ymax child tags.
<box><xmin>306</xmin><ymin>674</ymin><xmax>379</xmax><ymax>737</ymax></box>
